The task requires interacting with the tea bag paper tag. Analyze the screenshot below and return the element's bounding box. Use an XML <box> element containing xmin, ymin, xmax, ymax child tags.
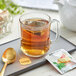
<box><xmin>45</xmin><ymin>49</ymin><xmax>76</xmax><ymax>74</ymax></box>
<box><xmin>19</xmin><ymin>57</ymin><xmax>31</xmax><ymax>65</ymax></box>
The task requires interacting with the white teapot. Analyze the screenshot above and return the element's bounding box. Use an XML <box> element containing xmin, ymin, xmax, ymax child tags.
<box><xmin>54</xmin><ymin>0</ymin><xmax>76</xmax><ymax>31</ymax></box>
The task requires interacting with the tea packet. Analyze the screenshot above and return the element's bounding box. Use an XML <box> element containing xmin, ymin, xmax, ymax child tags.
<box><xmin>45</xmin><ymin>49</ymin><xmax>76</xmax><ymax>74</ymax></box>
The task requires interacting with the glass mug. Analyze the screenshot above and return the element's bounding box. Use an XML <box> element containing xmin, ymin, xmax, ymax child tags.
<box><xmin>19</xmin><ymin>12</ymin><xmax>60</xmax><ymax>57</ymax></box>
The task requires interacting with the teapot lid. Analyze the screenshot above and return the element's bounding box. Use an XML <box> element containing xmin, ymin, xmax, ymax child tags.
<box><xmin>67</xmin><ymin>0</ymin><xmax>76</xmax><ymax>6</ymax></box>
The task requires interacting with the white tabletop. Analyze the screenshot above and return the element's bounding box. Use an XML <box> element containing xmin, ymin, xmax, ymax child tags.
<box><xmin>19</xmin><ymin>8</ymin><xmax>76</xmax><ymax>76</ymax></box>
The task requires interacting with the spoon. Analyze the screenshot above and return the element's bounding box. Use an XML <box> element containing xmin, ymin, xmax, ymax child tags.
<box><xmin>0</xmin><ymin>48</ymin><xmax>16</xmax><ymax>76</ymax></box>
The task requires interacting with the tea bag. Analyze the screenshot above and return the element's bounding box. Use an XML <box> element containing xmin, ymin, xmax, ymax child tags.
<box><xmin>24</xmin><ymin>19</ymin><xmax>46</xmax><ymax>27</ymax></box>
<box><xmin>31</xmin><ymin>20</ymin><xmax>47</xmax><ymax>35</ymax></box>
<box><xmin>29</xmin><ymin>21</ymin><xmax>46</xmax><ymax>27</ymax></box>
<box><xmin>23</xmin><ymin>19</ymin><xmax>48</xmax><ymax>36</ymax></box>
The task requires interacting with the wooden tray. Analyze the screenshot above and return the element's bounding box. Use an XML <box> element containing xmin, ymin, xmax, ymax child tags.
<box><xmin>0</xmin><ymin>31</ymin><xmax>76</xmax><ymax>76</ymax></box>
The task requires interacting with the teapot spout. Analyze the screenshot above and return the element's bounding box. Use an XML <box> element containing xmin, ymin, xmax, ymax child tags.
<box><xmin>53</xmin><ymin>0</ymin><xmax>64</xmax><ymax>6</ymax></box>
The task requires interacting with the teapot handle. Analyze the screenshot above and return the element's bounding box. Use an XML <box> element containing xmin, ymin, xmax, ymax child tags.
<box><xmin>67</xmin><ymin>0</ymin><xmax>76</xmax><ymax>7</ymax></box>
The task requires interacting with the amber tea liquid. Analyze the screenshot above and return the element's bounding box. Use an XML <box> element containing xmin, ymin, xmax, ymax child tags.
<box><xmin>20</xmin><ymin>18</ymin><xmax>50</xmax><ymax>57</ymax></box>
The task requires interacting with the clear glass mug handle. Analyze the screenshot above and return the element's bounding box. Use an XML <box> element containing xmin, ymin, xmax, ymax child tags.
<box><xmin>51</xmin><ymin>19</ymin><xmax>60</xmax><ymax>43</ymax></box>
